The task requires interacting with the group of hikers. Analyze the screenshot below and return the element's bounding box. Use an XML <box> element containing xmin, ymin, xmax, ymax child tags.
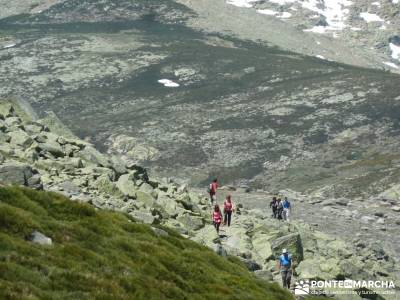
<box><xmin>208</xmin><ymin>178</ymin><xmax>292</xmax><ymax>233</ymax></box>
<box><xmin>269</xmin><ymin>196</ymin><xmax>291</xmax><ymax>221</ymax></box>
<box><xmin>209</xmin><ymin>179</ymin><xmax>234</xmax><ymax>234</ymax></box>
<box><xmin>208</xmin><ymin>179</ymin><xmax>292</xmax><ymax>233</ymax></box>
<box><xmin>208</xmin><ymin>178</ymin><xmax>294</xmax><ymax>290</ymax></box>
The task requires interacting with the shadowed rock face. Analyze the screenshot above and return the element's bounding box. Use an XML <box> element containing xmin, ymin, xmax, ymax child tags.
<box><xmin>1</xmin><ymin>0</ymin><xmax>400</xmax><ymax>200</ymax></box>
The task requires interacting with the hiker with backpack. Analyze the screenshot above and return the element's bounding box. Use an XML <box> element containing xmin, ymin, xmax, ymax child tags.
<box><xmin>208</xmin><ymin>178</ymin><xmax>218</xmax><ymax>205</ymax></box>
<box><xmin>212</xmin><ymin>204</ymin><xmax>223</xmax><ymax>234</ymax></box>
<box><xmin>270</xmin><ymin>196</ymin><xmax>278</xmax><ymax>218</ymax></box>
<box><xmin>278</xmin><ymin>248</ymin><xmax>293</xmax><ymax>289</ymax></box>
<box><xmin>282</xmin><ymin>197</ymin><xmax>291</xmax><ymax>222</ymax></box>
<box><xmin>223</xmin><ymin>195</ymin><xmax>234</xmax><ymax>226</ymax></box>
<box><xmin>277</xmin><ymin>198</ymin><xmax>284</xmax><ymax>220</ymax></box>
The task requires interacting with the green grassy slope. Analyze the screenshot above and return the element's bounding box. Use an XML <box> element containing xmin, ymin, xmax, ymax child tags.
<box><xmin>0</xmin><ymin>186</ymin><xmax>292</xmax><ymax>300</ymax></box>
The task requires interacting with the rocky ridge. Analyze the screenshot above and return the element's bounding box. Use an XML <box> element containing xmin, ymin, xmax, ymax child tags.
<box><xmin>177</xmin><ymin>0</ymin><xmax>400</xmax><ymax>72</ymax></box>
<box><xmin>1</xmin><ymin>100</ymin><xmax>399</xmax><ymax>299</ymax></box>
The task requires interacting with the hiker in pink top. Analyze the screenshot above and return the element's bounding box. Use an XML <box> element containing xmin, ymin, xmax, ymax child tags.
<box><xmin>212</xmin><ymin>204</ymin><xmax>223</xmax><ymax>234</ymax></box>
<box><xmin>208</xmin><ymin>178</ymin><xmax>218</xmax><ymax>205</ymax></box>
<box><xmin>223</xmin><ymin>195</ymin><xmax>234</xmax><ymax>227</ymax></box>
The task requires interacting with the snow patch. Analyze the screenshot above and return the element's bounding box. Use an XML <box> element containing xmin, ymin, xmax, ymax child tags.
<box><xmin>158</xmin><ymin>79</ymin><xmax>180</xmax><ymax>87</ymax></box>
<box><xmin>360</xmin><ymin>12</ymin><xmax>384</xmax><ymax>22</ymax></box>
<box><xmin>226</xmin><ymin>0</ymin><xmax>257</xmax><ymax>8</ymax></box>
<box><xmin>3</xmin><ymin>43</ymin><xmax>16</xmax><ymax>49</ymax></box>
<box><xmin>304</xmin><ymin>26</ymin><xmax>331</xmax><ymax>34</ymax></box>
<box><xmin>278</xmin><ymin>12</ymin><xmax>292</xmax><ymax>18</ymax></box>
<box><xmin>302</xmin><ymin>0</ymin><xmax>353</xmax><ymax>32</ymax></box>
<box><xmin>383</xmin><ymin>62</ymin><xmax>399</xmax><ymax>69</ymax></box>
<box><xmin>257</xmin><ymin>9</ymin><xmax>291</xmax><ymax>18</ymax></box>
<box><xmin>316</xmin><ymin>55</ymin><xmax>326</xmax><ymax>59</ymax></box>
<box><xmin>371</xmin><ymin>1</ymin><xmax>381</xmax><ymax>7</ymax></box>
<box><xmin>257</xmin><ymin>9</ymin><xmax>278</xmax><ymax>15</ymax></box>
<box><xmin>389</xmin><ymin>43</ymin><xmax>400</xmax><ymax>60</ymax></box>
<box><xmin>269</xmin><ymin>0</ymin><xmax>296</xmax><ymax>5</ymax></box>
<box><xmin>350</xmin><ymin>27</ymin><xmax>362</xmax><ymax>31</ymax></box>
<box><xmin>393</xmin><ymin>0</ymin><xmax>399</xmax><ymax>4</ymax></box>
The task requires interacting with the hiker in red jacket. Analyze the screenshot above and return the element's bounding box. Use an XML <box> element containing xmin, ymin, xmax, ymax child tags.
<box><xmin>209</xmin><ymin>178</ymin><xmax>218</xmax><ymax>205</ymax></box>
<box><xmin>223</xmin><ymin>195</ymin><xmax>234</xmax><ymax>226</ymax></box>
<box><xmin>212</xmin><ymin>204</ymin><xmax>223</xmax><ymax>234</ymax></box>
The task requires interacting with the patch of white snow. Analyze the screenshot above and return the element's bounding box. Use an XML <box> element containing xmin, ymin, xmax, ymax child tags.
<box><xmin>257</xmin><ymin>9</ymin><xmax>278</xmax><ymax>15</ymax></box>
<box><xmin>360</xmin><ymin>12</ymin><xmax>384</xmax><ymax>22</ymax></box>
<box><xmin>3</xmin><ymin>43</ymin><xmax>16</xmax><ymax>49</ymax></box>
<box><xmin>226</xmin><ymin>0</ymin><xmax>258</xmax><ymax>8</ymax></box>
<box><xmin>158</xmin><ymin>79</ymin><xmax>180</xmax><ymax>87</ymax></box>
<box><xmin>383</xmin><ymin>62</ymin><xmax>399</xmax><ymax>69</ymax></box>
<box><xmin>389</xmin><ymin>43</ymin><xmax>400</xmax><ymax>60</ymax></box>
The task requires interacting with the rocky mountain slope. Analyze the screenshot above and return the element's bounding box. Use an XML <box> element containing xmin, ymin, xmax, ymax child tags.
<box><xmin>0</xmin><ymin>186</ymin><xmax>292</xmax><ymax>300</ymax></box>
<box><xmin>1</xmin><ymin>101</ymin><xmax>399</xmax><ymax>298</ymax></box>
<box><xmin>178</xmin><ymin>0</ymin><xmax>400</xmax><ymax>72</ymax></box>
<box><xmin>1</xmin><ymin>0</ymin><xmax>400</xmax><ymax>198</ymax></box>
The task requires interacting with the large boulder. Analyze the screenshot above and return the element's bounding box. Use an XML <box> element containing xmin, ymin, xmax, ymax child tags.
<box><xmin>8</xmin><ymin>130</ymin><xmax>33</xmax><ymax>149</ymax></box>
<box><xmin>92</xmin><ymin>175</ymin><xmax>124</xmax><ymax>198</ymax></box>
<box><xmin>129</xmin><ymin>210</ymin><xmax>158</xmax><ymax>225</ymax></box>
<box><xmin>56</xmin><ymin>181</ymin><xmax>82</xmax><ymax>197</ymax></box>
<box><xmin>116</xmin><ymin>173</ymin><xmax>137</xmax><ymax>198</ymax></box>
<box><xmin>254</xmin><ymin>270</ymin><xmax>274</xmax><ymax>281</ymax></box>
<box><xmin>77</xmin><ymin>145</ymin><xmax>111</xmax><ymax>167</ymax></box>
<box><xmin>162</xmin><ymin>219</ymin><xmax>189</xmax><ymax>235</ymax></box>
<box><xmin>0</xmin><ymin>131</ymin><xmax>11</xmax><ymax>143</ymax></box>
<box><xmin>155</xmin><ymin>194</ymin><xmax>181</xmax><ymax>218</ymax></box>
<box><xmin>35</xmin><ymin>134</ymin><xmax>65</xmax><ymax>158</ymax></box>
<box><xmin>296</xmin><ymin>256</ymin><xmax>343</xmax><ymax>280</ymax></box>
<box><xmin>0</xmin><ymin>103</ymin><xmax>14</xmax><ymax>119</ymax></box>
<box><xmin>110</xmin><ymin>156</ymin><xmax>128</xmax><ymax>177</ymax></box>
<box><xmin>252</xmin><ymin>232</ymin><xmax>274</xmax><ymax>265</ymax></box>
<box><xmin>176</xmin><ymin>213</ymin><xmax>205</xmax><ymax>232</ymax></box>
<box><xmin>378</xmin><ymin>184</ymin><xmax>400</xmax><ymax>202</ymax></box>
<box><xmin>224</xmin><ymin>226</ymin><xmax>253</xmax><ymax>258</ymax></box>
<box><xmin>29</xmin><ymin>231</ymin><xmax>52</xmax><ymax>246</ymax></box>
<box><xmin>24</xmin><ymin>122</ymin><xmax>45</xmax><ymax>135</ymax></box>
<box><xmin>271</xmin><ymin>233</ymin><xmax>303</xmax><ymax>263</ymax></box>
<box><xmin>191</xmin><ymin>225</ymin><xmax>220</xmax><ymax>248</ymax></box>
<box><xmin>0</xmin><ymin>162</ymin><xmax>42</xmax><ymax>189</ymax></box>
<box><xmin>136</xmin><ymin>190</ymin><xmax>155</xmax><ymax>208</ymax></box>
<box><xmin>238</xmin><ymin>257</ymin><xmax>262</xmax><ymax>271</ymax></box>
<box><xmin>176</xmin><ymin>193</ymin><xmax>201</xmax><ymax>213</ymax></box>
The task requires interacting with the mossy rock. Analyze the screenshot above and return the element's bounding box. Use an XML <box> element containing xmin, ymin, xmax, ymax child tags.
<box><xmin>271</xmin><ymin>233</ymin><xmax>303</xmax><ymax>263</ymax></box>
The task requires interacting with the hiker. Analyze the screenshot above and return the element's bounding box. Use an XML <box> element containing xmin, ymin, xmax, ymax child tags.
<box><xmin>278</xmin><ymin>248</ymin><xmax>293</xmax><ymax>289</ymax></box>
<box><xmin>212</xmin><ymin>204</ymin><xmax>223</xmax><ymax>234</ymax></box>
<box><xmin>208</xmin><ymin>178</ymin><xmax>218</xmax><ymax>205</ymax></box>
<box><xmin>270</xmin><ymin>197</ymin><xmax>278</xmax><ymax>218</ymax></box>
<box><xmin>282</xmin><ymin>197</ymin><xmax>291</xmax><ymax>222</ymax></box>
<box><xmin>223</xmin><ymin>195</ymin><xmax>234</xmax><ymax>226</ymax></box>
<box><xmin>277</xmin><ymin>198</ymin><xmax>283</xmax><ymax>220</ymax></box>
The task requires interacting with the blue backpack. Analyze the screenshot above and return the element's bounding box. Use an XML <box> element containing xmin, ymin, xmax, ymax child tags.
<box><xmin>280</xmin><ymin>254</ymin><xmax>292</xmax><ymax>266</ymax></box>
<box><xmin>283</xmin><ymin>200</ymin><xmax>290</xmax><ymax>209</ymax></box>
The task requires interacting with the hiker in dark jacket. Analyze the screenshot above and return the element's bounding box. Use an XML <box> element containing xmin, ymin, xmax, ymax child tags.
<box><xmin>270</xmin><ymin>197</ymin><xmax>278</xmax><ymax>218</ymax></box>
<box><xmin>277</xmin><ymin>198</ymin><xmax>283</xmax><ymax>220</ymax></box>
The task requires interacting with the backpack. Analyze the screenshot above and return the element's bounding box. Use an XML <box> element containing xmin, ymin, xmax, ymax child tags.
<box><xmin>283</xmin><ymin>200</ymin><xmax>290</xmax><ymax>209</ymax></box>
<box><xmin>280</xmin><ymin>254</ymin><xmax>292</xmax><ymax>266</ymax></box>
